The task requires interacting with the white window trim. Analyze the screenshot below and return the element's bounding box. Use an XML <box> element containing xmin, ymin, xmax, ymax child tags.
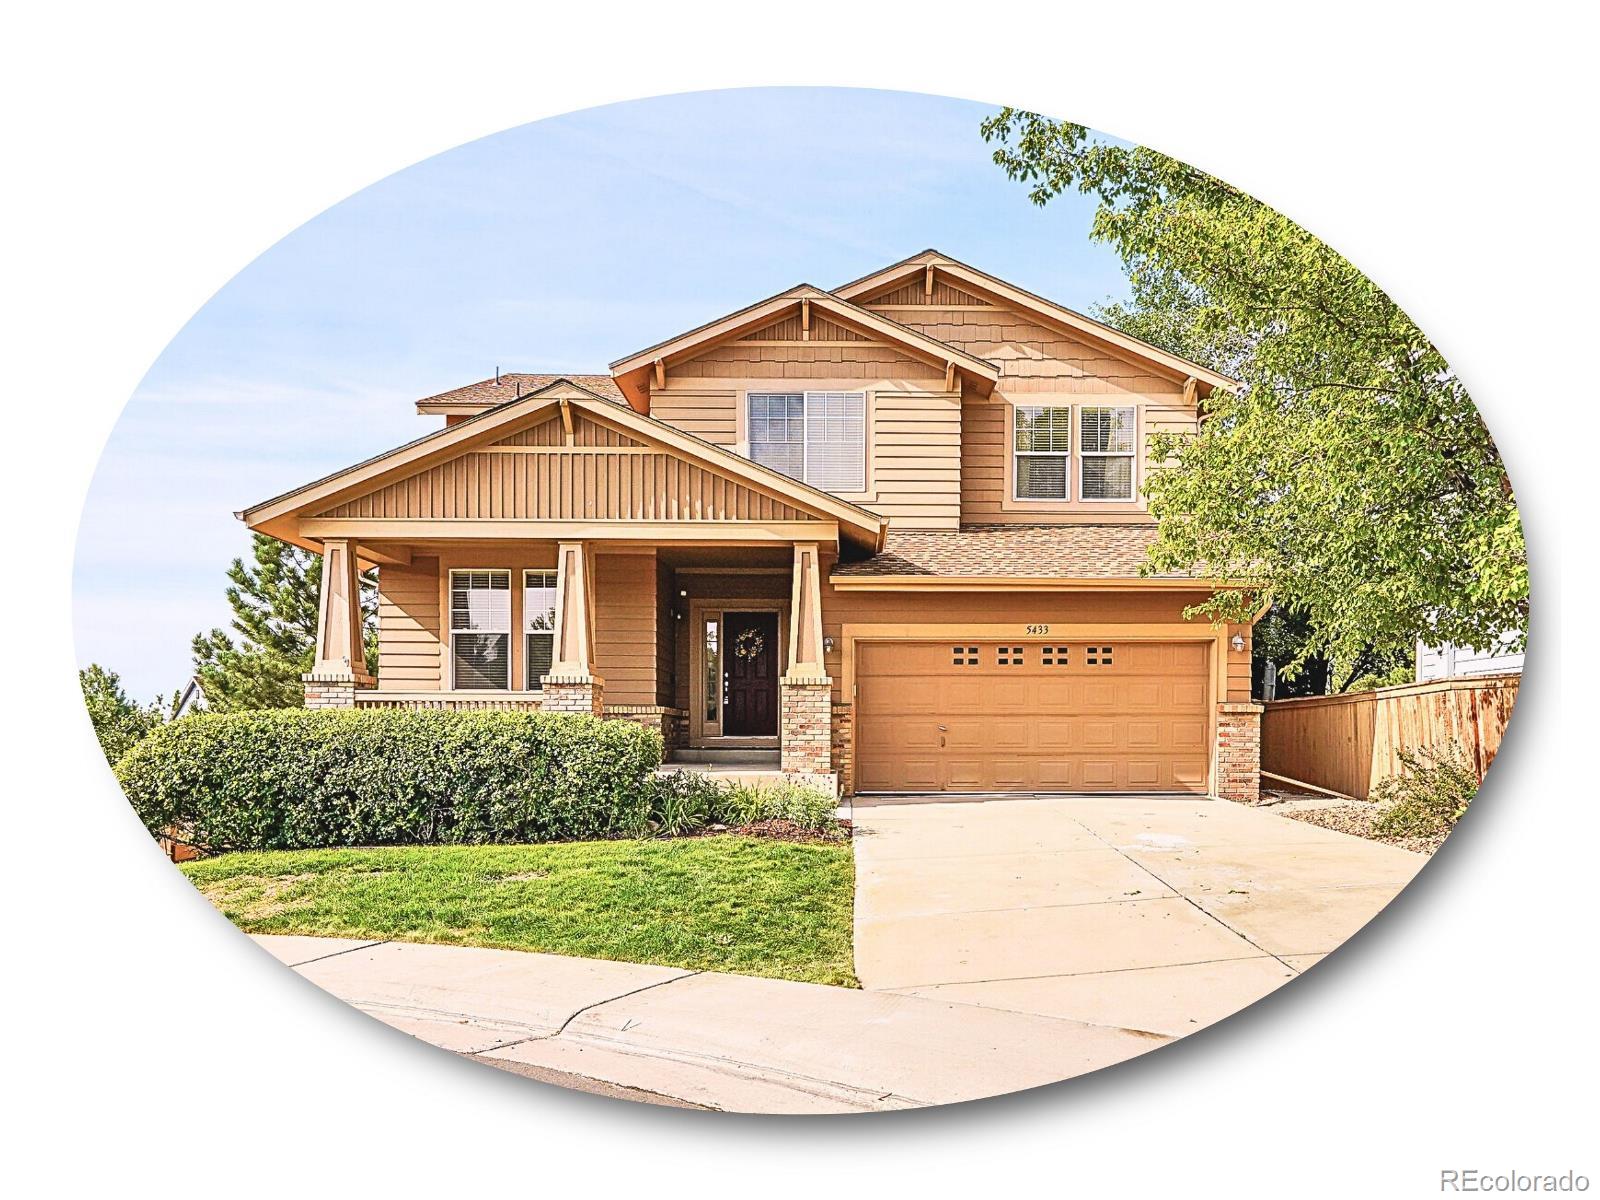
<box><xmin>522</xmin><ymin>568</ymin><xmax>557</xmax><ymax>691</ymax></box>
<box><xmin>1011</xmin><ymin>404</ymin><xmax>1073</xmax><ymax>502</ymax></box>
<box><xmin>448</xmin><ymin>568</ymin><xmax>511</xmax><ymax>691</ymax></box>
<box><xmin>1078</xmin><ymin>405</ymin><xmax>1138</xmax><ymax>503</ymax></box>
<box><xmin>747</xmin><ymin>390</ymin><xmax>867</xmax><ymax>494</ymax></box>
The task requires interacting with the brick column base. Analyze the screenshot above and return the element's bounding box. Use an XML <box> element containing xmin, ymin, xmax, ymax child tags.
<box><xmin>303</xmin><ymin>671</ymin><xmax>374</xmax><ymax>709</ymax></box>
<box><xmin>781</xmin><ymin>677</ymin><xmax>835</xmax><ymax>792</ymax></box>
<box><xmin>831</xmin><ymin>701</ymin><xmax>854</xmax><ymax>798</ymax></box>
<box><xmin>1216</xmin><ymin>702</ymin><xmax>1264</xmax><ymax>804</ymax></box>
<box><xmin>540</xmin><ymin>674</ymin><xmax>605</xmax><ymax>717</ymax></box>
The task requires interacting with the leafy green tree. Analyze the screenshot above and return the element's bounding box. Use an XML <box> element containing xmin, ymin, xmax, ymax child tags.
<box><xmin>80</xmin><ymin>664</ymin><xmax>165</xmax><ymax>765</ymax></box>
<box><xmin>192</xmin><ymin>534</ymin><xmax>377</xmax><ymax>710</ymax></box>
<box><xmin>981</xmin><ymin>113</ymin><xmax>1528</xmax><ymax>674</ymax></box>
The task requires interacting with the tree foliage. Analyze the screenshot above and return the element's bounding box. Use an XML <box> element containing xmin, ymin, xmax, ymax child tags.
<box><xmin>80</xmin><ymin>664</ymin><xmax>166</xmax><ymax>765</ymax></box>
<box><xmin>980</xmin><ymin>113</ymin><xmax>1528</xmax><ymax>672</ymax></box>
<box><xmin>192</xmin><ymin>535</ymin><xmax>377</xmax><ymax>710</ymax></box>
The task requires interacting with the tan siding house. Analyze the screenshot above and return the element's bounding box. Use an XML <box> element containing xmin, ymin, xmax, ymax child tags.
<box><xmin>242</xmin><ymin>250</ymin><xmax>1262</xmax><ymax>800</ymax></box>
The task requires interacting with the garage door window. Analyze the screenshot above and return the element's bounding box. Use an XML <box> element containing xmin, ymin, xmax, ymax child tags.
<box><xmin>1013</xmin><ymin>405</ymin><xmax>1072</xmax><ymax>500</ymax></box>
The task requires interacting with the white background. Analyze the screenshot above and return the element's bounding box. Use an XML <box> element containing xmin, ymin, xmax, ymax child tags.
<box><xmin>2</xmin><ymin>3</ymin><xmax>1590</xmax><ymax>1195</ymax></box>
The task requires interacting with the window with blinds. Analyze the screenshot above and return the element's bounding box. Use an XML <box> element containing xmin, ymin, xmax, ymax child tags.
<box><xmin>1080</xmin><ymin>406</ymin><xmax>1137</xmax><ymax>500</ymax></box>
<box><xmin>748</xmin><ymin>391</ymin><xmax>865</xmax><ymax>492</ymax></box>
<box><xmin>523</xmin><ymin>569</ymin><xmax>557</xmax><ymax>690</ymax></box>
<box><xmin>1014</xmin><ymin>405</ymin><xmax>1072</xmax><ymax>500</ymax></box>
<box><xmin>450</xmin><ymin>570</ymin><xmax>510</xmax><ymax>689</ymax></box>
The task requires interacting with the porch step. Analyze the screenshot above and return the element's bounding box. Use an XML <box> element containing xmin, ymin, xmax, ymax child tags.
<box><xmin>667</xmin><ymin>749</ymin><xmax>781</xmax><ymax>767</ymax></box>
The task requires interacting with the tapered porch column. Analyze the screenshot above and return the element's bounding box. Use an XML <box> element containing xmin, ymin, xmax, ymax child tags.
<box><xmin>780</xmin><ymin>541</ymin><xmax>834</xmax><ymax>787</ymax></box>
<box><xmin>541</xmin><ymin>540</ymin><xmax>605</xmax><ymax>716</ymax></box>
<box><xmin>304</xmin><ymin>537</ymin><xmax>373</xmax><ymax>708</ymax></box>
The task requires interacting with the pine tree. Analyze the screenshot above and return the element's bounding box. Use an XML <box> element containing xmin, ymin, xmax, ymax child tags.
<box><xmin>192</xmin><ymin>534</ymin><xmax>377</xmax><ymax>710</ymax></box>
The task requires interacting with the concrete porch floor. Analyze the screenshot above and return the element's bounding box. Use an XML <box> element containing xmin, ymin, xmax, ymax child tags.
<box><xmin>851</xmin><ymin>793</ymin><xmax>1428</xmax><ymax>1035</ymax></box>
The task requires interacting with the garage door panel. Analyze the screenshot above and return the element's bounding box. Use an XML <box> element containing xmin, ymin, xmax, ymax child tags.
<box><xmin>856</xmin><ymin>639</ymin><xmax>1213</xmax><ymax>795</ymax></box>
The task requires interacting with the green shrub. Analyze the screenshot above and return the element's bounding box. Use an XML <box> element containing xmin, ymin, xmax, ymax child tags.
<box><xmin>1369</xmin><ymin>745</ymin><xmax>1479</xmax><ymax>839</ymax></box>
<box><xmin>644</xmin><ymin>769</ymin><xmax>723</xmax><ymax>836</ymax></box>
<box><xmin>115</xmin><ymin>709</ymin><xmax>662</xmax><ymax>851</ymax></box>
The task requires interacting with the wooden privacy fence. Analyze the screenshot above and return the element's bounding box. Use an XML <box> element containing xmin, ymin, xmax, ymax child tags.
<box><xmin>1260</xmin><ymin>673</ymin><xmax>1520</xmax><ymax>800</ymax></box>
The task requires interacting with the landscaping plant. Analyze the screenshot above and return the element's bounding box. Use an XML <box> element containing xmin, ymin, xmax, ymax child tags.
<box><xmin>116</xmin><ymin>708</ymin><xmax>662</xmax><ymax>851</ymax></box>
<box><xmin>644</xmin><ymin>771</ymin><xmax>840</xmax><ymax>836</ymax></box>
<box><xmin>1369</xmin><ymin>745</ymin><xmax>1479</xmax><ymax>839</ymax></box>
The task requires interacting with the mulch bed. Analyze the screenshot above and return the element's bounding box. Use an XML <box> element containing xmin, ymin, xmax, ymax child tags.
<box><xmin>680</xmin><ymin>819</ymin><xmax>853</xmax><ymax>845</ymax></box>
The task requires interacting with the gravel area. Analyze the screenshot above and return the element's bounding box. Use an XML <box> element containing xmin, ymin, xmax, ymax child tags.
<box><xmin>1259</xmin><ymin>787</ymin><xmax>1446</xmax><ymax>855</ymax></box>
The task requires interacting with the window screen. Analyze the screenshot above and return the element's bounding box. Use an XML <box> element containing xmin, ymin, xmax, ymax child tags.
<box><xmin>450</xmin><ymin>570</ymin><xmax>510</xmax><ymax>689</ymax></box>
<box><xmin>1014</xmin><ymin>405</ymin><xmax>1072</xmax><ymax>500</ymax></box>
<box><xmin>1080</xmin><ymin>406</ymin><xmax>1137</xmax><ymax>500</ymax></box>
<box><xmin>748</xmin><ymin>391</ymin><xmax>865</xmax><ymax>492</ymax></box>
<box><xmin>523</xmin><ymin>569</ymin><xmax>557</xmax><ymax>689</ymax></box>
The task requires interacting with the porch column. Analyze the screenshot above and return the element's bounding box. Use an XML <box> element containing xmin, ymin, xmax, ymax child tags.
<box><xmin>542</xmin><ymin>540</ymin><xmax>605</xmax><ymax>716</ymax></box>
<box><xmin>780</xmin><ymin>541</ymin><xmax>835</xmax><ymax>789</ymax></box>
<box><xmin>303</xmin><ymin>537</ymin><xmax>373</xmax><ymax>708</ymax></box>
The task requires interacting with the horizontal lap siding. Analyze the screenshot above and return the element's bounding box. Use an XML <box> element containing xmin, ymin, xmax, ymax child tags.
<box><xmin>649</xmin><ymin>390</ymin><xmax>738</xmax><ymax>447</ymax></box>
<box><xmin>377</xmin><ymin>557</ymin><xmax>442</xmax><ymax>690</ymax></box>
<box><xmin>867</xmin><ymin>390</ymin><xmax>961</xmax><ymax>529</ymax></box>
<box><xmin>595</xmin><ymin>552</ymin><xmax>660</xmax><ymax>707</ymax></box>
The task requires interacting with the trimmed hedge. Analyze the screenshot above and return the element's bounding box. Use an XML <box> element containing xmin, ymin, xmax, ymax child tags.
<box><xmin>116</xmin><ymin>708</ymin><xmax>663</xmax><ymax>851</ymax></box>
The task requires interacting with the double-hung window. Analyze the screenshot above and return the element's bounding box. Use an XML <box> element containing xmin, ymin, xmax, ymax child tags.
<box><xmin>450</xmin><ymin>570</ymin><xmax>510</xmax><ymax>689</ymax></box>
<box><xmin>523</xmin><ymin>570</ymin><xmax>557</xmax><ymax>690</ymax></box>
<box><xmin>1013</xmin><ymin>405</ymin><xmax>1073</xmax><ymax>500</ymax></box>
<box><xmin>1079</xmin><ymin>406</ymin><xmax>1137</xmax><ymax>500</ymax></box>
<box><xmin>748</xmin><ymin>391</ymin><xmax>866</xmax><ymax>492</ymax></box>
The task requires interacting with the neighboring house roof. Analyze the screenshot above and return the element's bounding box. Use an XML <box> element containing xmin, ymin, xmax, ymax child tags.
<box><xmin>415</xmin><ymin>373</ymin><xmax>625</xmax><ymax>415</ymax></box>
<box><xmin>608</xmin><ymin>283</ymin><xmax>1002</xmax><ymax>410</ymax></box>
<box><xmin>833</xmin><ymin>248</ymin><xmax>1239</xmax><ymax>395</ymax></box>
<box><xmin>830</xmin><ymin>523</ymin><xmax>1199</xmax><ymax>585</ymax></box>
<box><xmin>173</xmin><ymin>676</ymin><xmax>207</xmax><ymax>716</ymax></box>
<box><xmin>241</xmin><ymin>377</ymin><xmax>888</xmax><ymax>552</ymax></box>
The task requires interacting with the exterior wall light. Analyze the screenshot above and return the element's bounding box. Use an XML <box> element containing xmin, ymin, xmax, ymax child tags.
<box><xmin>823</xmin><ymin>636</ymin><xmax>835</xmax><ymax>653</ymax></box>
<box><xmin>1230</xmin><ymin>634</ymin><xmax>1246</xmax><ymax>651</ymax></box>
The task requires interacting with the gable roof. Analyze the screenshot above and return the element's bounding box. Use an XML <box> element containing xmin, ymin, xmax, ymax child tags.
<box><xmin>240</xmin><ymin>377</ymin><xmax>887</xmax><ymax>551</ymax></box>
<box><xmin>608</xmin><ymin>284</ymin><xmax>1001</xmax><ymax>410</ymax></box>
<box><xmin>834</xmin><ymin>249</ymin><xmax>1238</xmax><ymax>395</ymax></box>
<box><xmin>415</xmin><ymin>372</ymin><xmax>625</xmax><ymax>415</ymax></box>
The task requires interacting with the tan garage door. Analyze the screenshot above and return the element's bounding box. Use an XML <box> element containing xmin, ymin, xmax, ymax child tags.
<box><xmin>854</xmin><ymin>640</ymin><xmax>1212</xmax><ymax>794</ymax></box>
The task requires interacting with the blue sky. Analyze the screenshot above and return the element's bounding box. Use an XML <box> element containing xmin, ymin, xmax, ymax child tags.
<box><xmin>74</xmin><ymin>87</ymin><xmax>1129</xmax><ymax>701</ymax></box>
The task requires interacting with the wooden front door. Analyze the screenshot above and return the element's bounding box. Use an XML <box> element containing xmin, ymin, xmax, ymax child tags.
<box><xmin>722</xmin><ymin>612</ymin><xmax>779</xmax><ymax>736</ymax></box>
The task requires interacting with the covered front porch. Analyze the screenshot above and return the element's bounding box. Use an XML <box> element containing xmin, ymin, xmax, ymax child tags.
<box><xmin>305</xmin><ymin>535</ymin><xmax>838</xmax><ymax>786</ymax></box>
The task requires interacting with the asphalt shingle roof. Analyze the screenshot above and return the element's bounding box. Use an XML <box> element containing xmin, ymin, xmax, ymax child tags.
<box><xmin>832</xmin><ymin>524</ymin><xmax>1190</xmax><ymax>580</ymax></box>
<box><xmin>417</xmin><ymin>373</ymin><xmax>626</xmax><ymax>408</ymax></box>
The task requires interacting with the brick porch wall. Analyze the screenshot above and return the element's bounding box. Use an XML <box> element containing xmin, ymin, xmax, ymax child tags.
<box><xmin>605</xmin><ymin>705</ymin><xmax>688</xmax><ymax>752</ymax></box>
<box><xmin>1216</xmin><ymin>702</ymin><xmax>1263</xmax><ymax>804</ymax></box>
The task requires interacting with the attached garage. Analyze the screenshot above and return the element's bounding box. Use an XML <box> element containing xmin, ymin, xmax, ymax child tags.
<box><xmin>853</xmin><ymin>639</ymin><xmax>1213</xmax><ymax>794</ymax></box>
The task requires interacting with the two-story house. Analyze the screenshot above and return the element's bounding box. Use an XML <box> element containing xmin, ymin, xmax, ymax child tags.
<box><xmin>241</xmin><ymin>250</ymin><xmax>1262</xmax><ymax>800</ymax></box>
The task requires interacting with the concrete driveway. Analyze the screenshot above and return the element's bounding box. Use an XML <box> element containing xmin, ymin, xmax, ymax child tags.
<box><xmin>852</xmin><ymin>794</ymin><xmax>1428</xmax><ymax>1036</ymax></box>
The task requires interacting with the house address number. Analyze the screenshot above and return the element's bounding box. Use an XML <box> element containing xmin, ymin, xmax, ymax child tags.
<box><xmin>1025</xmin><ymin>624</ymin><xmax>1050</xmax><ymax>635</ymax></box>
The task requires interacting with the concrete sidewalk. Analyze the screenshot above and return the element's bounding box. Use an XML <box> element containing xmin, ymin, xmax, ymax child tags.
<box><xmin>852</xmin><ymin>794</ymin><xmax>1427</xmax><ymax>1034</ymax></box>
<box><xmin>257</xmin><ymin>935</ymin><xmax>1167</xmax><ymax>1114</ymax></box>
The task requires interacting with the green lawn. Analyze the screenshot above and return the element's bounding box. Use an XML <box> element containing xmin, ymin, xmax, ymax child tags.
<box><xmin>181</xmin><ymin>837</ymin><xmax>858</xmax><ymax>986</ymax></box>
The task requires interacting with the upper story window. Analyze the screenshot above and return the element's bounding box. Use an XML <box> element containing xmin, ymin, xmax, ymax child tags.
<box><xmin>1013</xmin><ymin>405</ymin><xmax>1073</xmax><ymax>500</ymax></box>
<box><xmin>748</xmin><ymin>391</ymin><xmax>866</xmax><ymax>492</ymax></box>
<box><xmin>450</xmin><ymin>570</ymin><xmax>510</xmax><ymax>689</ymax></box>
<box><xmin>1080</xmin><ymin>406</ymin><xmax>1137</xmax><ymax>501</ymax></box>
<box><xmin>523</xmin><ymin>569</ymin><xmax>557</xmax><ymax>690</ymax></box>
